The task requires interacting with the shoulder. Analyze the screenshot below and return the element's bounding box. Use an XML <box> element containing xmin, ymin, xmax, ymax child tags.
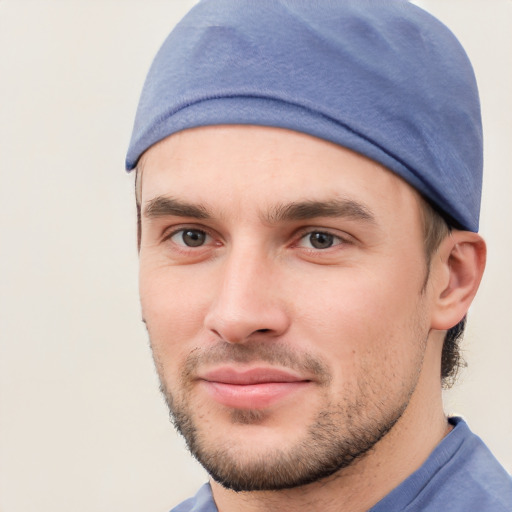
<box><xmin>372</xmin><ymin>418</ymin><xmax>512</xmax><ymax>512</ymax></box>
<box><xmin>410</xmin><ymin>418</ymin><xmax>512</xmax><ymax>511</ymax></box>
<box><xmin>432</xmin><ymin>419</ymin><xmax>511</xmax><ymax>510</ymax></box>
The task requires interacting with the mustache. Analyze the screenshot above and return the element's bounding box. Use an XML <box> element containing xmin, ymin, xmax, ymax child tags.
<box><xmin>180</xmin><ymin>341</ymin><xmax>332</xmax><ymax>385</ymax></box>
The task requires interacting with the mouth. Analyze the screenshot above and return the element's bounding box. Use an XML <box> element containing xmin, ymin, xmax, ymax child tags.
<box><xmin>197</xmin><ymin>367</ymin><xmax>312</xmax><ymax>409</ymax></box>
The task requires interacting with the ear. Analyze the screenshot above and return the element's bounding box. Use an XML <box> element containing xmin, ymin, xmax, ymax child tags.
<box><xmin>430</xmin><ymin>230</ymin><xmax>486</xmax><ymax>330</ymax></box>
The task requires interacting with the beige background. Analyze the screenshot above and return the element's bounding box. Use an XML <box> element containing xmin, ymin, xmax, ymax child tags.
<box><xmin>0</xmin><ymin>1</ymin><xmax>510</xmax><ymax>510</ymax></box>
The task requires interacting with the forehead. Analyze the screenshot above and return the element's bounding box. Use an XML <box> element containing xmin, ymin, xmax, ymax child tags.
<box><xmin>138</xmin><ymin>125</ymin><xmax>423</xmax><ymax>225</ymax></box>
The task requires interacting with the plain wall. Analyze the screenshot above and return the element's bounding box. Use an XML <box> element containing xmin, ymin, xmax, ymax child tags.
<box><xmin>0</xmin><ymin>1</ymin><xmax>510</xmax><ymax>510</ymax></box>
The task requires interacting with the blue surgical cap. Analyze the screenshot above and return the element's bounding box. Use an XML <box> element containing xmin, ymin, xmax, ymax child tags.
<box><xmin>126</xmin><ymin>0</ymin><xmax>483</xmax><ymax>232</ymax></box>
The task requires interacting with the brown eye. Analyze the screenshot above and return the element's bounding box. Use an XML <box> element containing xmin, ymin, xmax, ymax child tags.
<box><xmin>171</xmin><ymin>229</ymin><xmax>208</xmax><ymax>247</ymax></box>
<box><xmin>182</xmin><ymin>230</ymin><xmax>206</xmax><ymax>247</ymax></box>
<box><xmin>308</xmin><ymin>232</ymin><xmax>335</xmax><ymax>249</ymax></box>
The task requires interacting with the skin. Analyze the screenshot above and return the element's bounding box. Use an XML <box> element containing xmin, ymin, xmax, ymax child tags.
<box><xmin>138</xmin><ymin>125</ymin><xmax>486</xmax><ymax>512</ymax></box>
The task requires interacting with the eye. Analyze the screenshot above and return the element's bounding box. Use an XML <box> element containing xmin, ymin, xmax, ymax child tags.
<box><xmin>170</xmin><ymin>229</ymin><xmax>209</xmax><ymax>247</ymax></box>
<box><xmin>299</xmin><ymin>231</ymin><xmax>342</xmax><ymax>250</ymax></box>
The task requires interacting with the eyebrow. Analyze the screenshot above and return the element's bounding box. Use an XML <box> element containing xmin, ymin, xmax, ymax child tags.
<box><xmin>265</xmin><ymin>198</ymin><xmax>376</xmax><ymax>224</ymax></box>
<box><xmin>143</xmin><ymin>196</ymin><xmax>376</xmax><ymax>225</ymax></box>
<box><xmin>144</xmin><ymin>196</ymin><xmax>211</xmax><ymax>220</ymax></box>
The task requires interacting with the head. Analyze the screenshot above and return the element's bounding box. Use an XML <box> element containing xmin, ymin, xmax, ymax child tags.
<box><xmin>135</xmin><ymin>124</ymin><xmax>484</xmax><ymax>492</ymax></box>
<box><xmin>127</xmin><ymin>0</ymin><xmax>486</xmax><ymax>493</ymax></box>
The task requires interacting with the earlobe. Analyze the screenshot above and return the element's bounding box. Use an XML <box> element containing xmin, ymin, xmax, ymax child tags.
<box><xmin>430</xmin><ymin>231</ymin><xmax>486</xmax><ymax>331</ymax></box>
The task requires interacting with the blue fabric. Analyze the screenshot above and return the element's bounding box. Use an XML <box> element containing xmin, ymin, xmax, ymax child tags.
<box><xmin>171</xmin><ymin>483</ymin><xmax>217</xmax><ymax>512</ymax></box>
<box><xmin>126</xmin><ymin>0</ymin><xmax>483</xmax><ymax>232</ymax></box>
<box><xmin>370</xmin><ymin>417</ymin><xmax>512</xmax><ymax>511</ymax></box>
<box><xmin>170</xmin><ymin>418</ymin><xmax>512</xmax><ymax>511</ymax></box>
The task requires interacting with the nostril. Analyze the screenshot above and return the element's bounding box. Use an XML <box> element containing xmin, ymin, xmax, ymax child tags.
<box><xmin>256</xmin><ymin>329</ymin><xmax>271</xmax><ymax>333</ymax></box>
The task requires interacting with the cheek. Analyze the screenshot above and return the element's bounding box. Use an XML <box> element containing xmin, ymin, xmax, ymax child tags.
<box><xmin>290</xmin><ymin>265</ymin><xmax>427</xmax><ymax>378</ymax></box>
<box><xmin>139</xmin><ymin>263</ymin><xmax>215</xmax><ymax>362</ymax></box>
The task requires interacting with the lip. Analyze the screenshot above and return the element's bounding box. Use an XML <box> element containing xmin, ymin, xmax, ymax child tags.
<box><xmin>197</xmin><ymin>367</ymin><xmax>312</xmax><ymax>409</ymax></box>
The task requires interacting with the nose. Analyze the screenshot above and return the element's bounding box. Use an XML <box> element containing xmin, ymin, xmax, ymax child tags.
<box><xmin>204</xmin><ymin>245</ymin><xmax>290</xmax><ymax>344</ymax></box>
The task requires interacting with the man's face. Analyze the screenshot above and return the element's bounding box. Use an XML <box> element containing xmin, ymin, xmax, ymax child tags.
<box><xmin>138</xmin><ymin>125</ymin><xmax>434</xmax><ymax>491</ymax></box>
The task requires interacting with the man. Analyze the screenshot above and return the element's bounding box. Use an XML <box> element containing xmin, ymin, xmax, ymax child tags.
<box><xmin>126</xmin><ymin>1</ymin><xmax>512</xmax><ymax>511</ymax></box>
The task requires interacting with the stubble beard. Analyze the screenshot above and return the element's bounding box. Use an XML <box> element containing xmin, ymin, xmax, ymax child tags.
<box><xmin>155</xmin><ymin>341</ymin><xmax>425</xmax><ymax>492</ymax></box>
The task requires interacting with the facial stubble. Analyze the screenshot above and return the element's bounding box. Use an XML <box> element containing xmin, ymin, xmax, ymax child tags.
<box><xmin>154</xmin><ymin>339</ymin><xmax>426</xmax><ymax>492</ymax></box>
